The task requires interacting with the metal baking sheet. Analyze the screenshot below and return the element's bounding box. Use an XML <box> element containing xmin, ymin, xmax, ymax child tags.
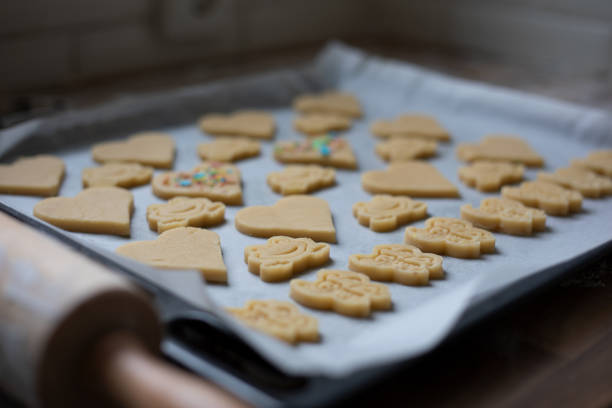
<box><xmin>2</xmin><ymin>42</ymin><xmax>612</xmax><ymax>380</ymax></box>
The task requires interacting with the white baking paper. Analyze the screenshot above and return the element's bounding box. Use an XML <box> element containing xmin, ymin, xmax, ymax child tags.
<box><xmin>1</xmin><ymin>42</ymin><xmax>611</xmax><ymax>377</ymax></box>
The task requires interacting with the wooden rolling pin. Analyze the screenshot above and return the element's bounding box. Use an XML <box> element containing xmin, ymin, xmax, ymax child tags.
<box><xmin>0</xmin><ymin>212</ymin><xmax>247</xmax><ymax>408</ymax></box>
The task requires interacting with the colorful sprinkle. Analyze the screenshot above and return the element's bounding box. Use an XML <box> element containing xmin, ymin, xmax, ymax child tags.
<box><xmin>168</xmin><ymin>164</ymin><xmax>238</xmax><ymax>189</ymax></box>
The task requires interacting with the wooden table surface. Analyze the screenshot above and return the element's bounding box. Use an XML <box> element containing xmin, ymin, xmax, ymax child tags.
<box><xmin>1</xmin><ymin>42</ymin><xmax>611</xmax><ymax>408</ymax></box>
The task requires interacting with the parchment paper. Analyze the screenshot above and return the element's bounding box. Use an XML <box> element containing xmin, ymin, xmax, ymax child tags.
<box><xmin>1</xmin><ymin>42</ymin><xmax>611</xmax><ymax>377</ymax></box>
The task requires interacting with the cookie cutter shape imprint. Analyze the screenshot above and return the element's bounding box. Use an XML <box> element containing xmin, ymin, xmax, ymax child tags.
<box><xmin>404</xmin><ymin>217</ymin><xmax>496</xmax><ymax>258</ymax></box>
<box><xmin>461</xmin><ymin>197</ymin><xmax>546</xmax><ymax>236</ymax></box>
<box><xmin>245</xmin><ymin>236</ymin><xmax>330</xmax><ymax>282</ymax></box>
<box><xmin>501</xmin><ymin>181</ymin><xmax>582</xmax><ymax>216</ymax></box>
<box><xmin>458</xmin><ymin>161</ymin><xmax>524</xmax><ymax>192</ymax></box>
<box><xmin>290</xmin><ymin>269</ymin><xmax>391</xmax><ymax>317</ymax></box>
<box><xmin>537</xmin><ymin>166</ymin><xmax>612</xmax><ymax>198</ymax></box>
<box><xmin>267</xmin><ymin>165</ymin><xmax>336</xmax><ymax>195</ymax></box>
<box><xmin>227</xmin><ymin>300</ymin><xmax>318</xmax><ymax>344</ymax></box>
<box><xmin>349</xmin><ymin>244</ymin><xmax>444</xmax><ymax>286</ymax></box>
<box><xmin>147</xmin><ymin>197</ymin><xmax>225</xmax><ymax>233</ymax></box>
<box><xmin>82</xmin><ymin>163</ymin><xmax>153</xmax><ymax>188</ymax></box>
<box><xmin>353</xmin><ymin>195</ymin><xmax>427</xmax><ymax>232</ymax></box>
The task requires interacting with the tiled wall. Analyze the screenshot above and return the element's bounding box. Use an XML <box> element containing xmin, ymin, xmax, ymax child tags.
<box><xmin>1</xmin><ymin>0</ymin><xmax>611</xmax><ymax>92</ymax></box>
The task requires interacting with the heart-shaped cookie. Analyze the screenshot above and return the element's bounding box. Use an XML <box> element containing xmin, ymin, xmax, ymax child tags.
<box><xmin>92</xmin><ymin>132</ymin><xmax>175</xmax><ymax>168</ymax></box>
<box><xmin>361</xmin><ymin>161</ymin><xmax>459</xmax><ymax>197</ymax></box>
<box><xmin>0</xmin><ymin>155</ymin><xmax>65</xmax><ymax>196</ymax></box>
<box><xmin>116</xmin><ymin>227</ymin><xmax>227</xmax><ymax>282</ymax></box>
<box><xmin>33</xmin><ymin>187</ymin><xmax>133</xmax><ymax>236</ymax></box>
<box><xmin>199</xmin><ymin>110</ymin><xmax>275</xmax><ymax>139</ymax></box>
<box><xmin>235</xmin><ymin>195</ymin><xmax>336</xmax><ymax>243</ymax></box>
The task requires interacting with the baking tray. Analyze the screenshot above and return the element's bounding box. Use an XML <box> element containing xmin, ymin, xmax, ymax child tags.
<box><xmin>2</xmin><ymin>42</ymin><xmax>612</xmax><ymax>407</ymax></box>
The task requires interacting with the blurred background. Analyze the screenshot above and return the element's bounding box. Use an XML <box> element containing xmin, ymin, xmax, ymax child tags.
<box><xmin>1</xmin><ymin>0</ymin><xmax>611</xmax><ymax>127</ymax></box>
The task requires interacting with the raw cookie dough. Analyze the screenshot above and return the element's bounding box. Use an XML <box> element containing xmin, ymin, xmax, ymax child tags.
<box><xmin>370</xmin><ymin>114</ymin><xmax>450</xmax><ymax>141</ymax></box>
<box><xmin>274</xmin><ymin>135</ymin><xmax>357</xmax><ymax>169</ymax></box>
<box><xmin>352</xmin><ymin>195</ymin><xmax>427</xmax><ymax>232</ymax></box>
<box><xmin>361</xmin><ymin>161</ymin><xmax>459</xmax><ymax>197</ymax></box>
<box><xmin>267</xmin><ymin>165</ymin><xmax>336</xmax><ymax>195</ymax></box>
<box><xmin>293</xmin><ymin>91</ymin><xmax>362</xmax><ymax>118</ymax></box>
<box><xmin>501</xmin><ymin>181</ymin><xmax>582</xmax><ymax>216</ymax></box>
<box><xmin>0</xmin><ymin>155</ymin><xmax>64</xmax><ymax>196</ymax></box>
<box><xmin>92</xmin><ymin>132</ymin><xmax>175</xmax><ymax>169</ymax></box>
<box><xmin>116</xmin><ymin>227</ymin><xmax>227</xmax><ymax>282</ymax></box>
<box><xmin>227</xmin><ymin>300</ymin><xmax>318</xmax><ymax>344</ymax></box>
<box><xmin>147</xmin><ymin>197</ymin><xmax>225</xmax><ymax>233</ymax></box>
<box><xmin>235</xmin><ymin>195</ymin><xmax>336</xmax><ymax>243</ymax></box>
<box><xmin>571</xmin><ymin>150</ymin><xmax>612</xmax><ymax>177</ymax></box>
<box><xmin>82</xmin><ymin>163</ymin><xmax>153</xmax><ymax>188</ymax></box>
<box><xmin>33</xmin><ymin>187</ymin><xmax>133</xmax><ymax>236</ymax></box>
<box><xmin>198</xmin><ymin>110</ymin><xmax>275</xmax><ymax>139</ymax></box>
<box><xmin>405</xmin><ymin>217</ymin><xmax>496</xmax><ymax>258</ymax></box>
<box><xmin>152</xmin><ymin>162</ymin><xmax>242</xmax><ymax>205</ymax></box>
<box><xmin>293</xmin><ymin>113</ymin><xmax>351</xmax><ymax>136</ymax></box>
<box><xmin>537</xmin><ymin>166</ymin><xmax>612</xmax><ymax>198</ymax></box>
<box><xmin>375</xmin><ymin>138</ymin><xmax>437</xmax><ymax>162</ymax></box>
<box><xmin>197</xmin><ymin>137</ymin><xmax>260</xmax><ymax>162</ymax></box>
<box><xmin>458</xmin><ymin>161</ymin><xmax>524</xmax><ymax>192</ymax></box>
<box><xmin>456</xmin><ymin>135</ymin><xmax>544</xmax><ymax>167</ymax></box>
<box><xmin>349</xmin><ymin>244</ymin><xmax>444</xmax><ymax>286</ymax></box>
<box><xmin>461</xmin><ymin>197</ymin><xmax>546</xmax><ymax>236</ymax></box>
<box><xmin>290</xmin><ymin>269</ymin><xmax>391</xmax><ymax>317</ymax></box>
<box><xmin>244</xmin><ymin>236</ymin><xmax>330</xmax><ymax>282</ymax></box>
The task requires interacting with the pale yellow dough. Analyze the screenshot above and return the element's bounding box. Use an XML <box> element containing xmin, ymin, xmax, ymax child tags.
<box><xmin>293</xmin><ymin>113</ymin><xmax>351</xmax><ymax>135</ymax></box>
<box><xmin>290</xmin><ymin>269</ymin><xmax>391</xmax><ymax>317</ymax></box>
<box><xmin>361</xmin><ymin>161</ymin><xmax>459</xmax><ymax>197</ymax></box>
<box><xmin>405</xmin><ymin>217</ymin><xmax>496</xmax><ymax>258</ymax></box>
<box><xmin>33</xmin><ymin>187</ymin><xmax>133</xmax><ymax>236</ymax></box>
<box><xmin>375</xmin><ymin>138</ymin><xmax>437</xmax><ymax>162</ymax></box>
<box><xmin>82</xmin><ymin>163</ymin><xmax>153</xmax><ymax>188</ymax></box>
<box><xmin>458</xmin><ymin>161</ymin><xmax>524</xmax><ymax>192</ymax></box>
<box><xmin>352</xmin><ymin>195</ymin><xmax>427</xmax><ymax>232</ymax></box>
<box><xmin>293</xmin><ymin>91</ymin><xmax>362</xmax><ymax>118</ymax></box>
<box><xmin>198</xmin><ymin>110</ymin><xmax>275</xmax><ymax>139</ymax></box>
<box><xmin>197</xmin><ymin>137</ymin><xmax>260</xmax><ymax>162</ymax></box>
<box><xmin>370</xmin><ymin>114</ymin><xmax>450</xmax><ymax>141</ymax></box>
<box><xmin>349</xmin><ymin>244</ymin><xmax>444</xmax><ymax>286</ymax></box>
<box><xmin>244</xmin><ymin>236</ymin><xmax>330</xmax><ymax>282</ymax></box>
<box><xmin>501</xmin><ymin>181</ymin><xmax>582</xmax><ymax>216</ymax></box>
<box><xmin>267</xmin><ymin>165</ymin><xmax>335</xmax><ymax>195</ymax></box>
<box><xmin>147</xmin><ymin>197</ymin><xmax>225</xmax><ymax>233</ymax></box>
<box><xmin>227</xmin><ymin>300</ymin><xmax>318</xmax><ymax>344</ymax></box>
<box><xmin>537</xmin><ymin>166</ymin><xmax>612</xmax><ymax>198</ymax></box>
<box><xmin>274</xmin><ymin>136</ymin><xmax>357</xmax><ymax>169</ymax></box>
<box><xmin>460</xmin><ymin>197</ymin><xmax>546</xmax><ymax>236</ymax></box>
<box><xmin>571</xmin><ymin>150</ymin><xmax>612</xmax><ymax>177</ymax></box>
<box><xmin>235</xmin><ymin>195</ymin><xmax>336</xmax><ymax>243</ymax></box>
<box><xmin>91</xmin><ymin>132</ymin><xmax>175</xmax><ymax>169</ymax></box>
<box><xmin>0</xmin><ymin>155</ymin><xmax>64</xmax><ymax>196</ymax></box>
<box><xmin>456</xmin><ymin>135</ymin><xmax>544</xmax><ymax>167</ymax></box>
<box><xmin>116</xmin><ymin>227</ymin><xmax>227</xmax><ymax>282</ymax></box>
<box><xmin>152</xmin><ymin>162</ymin><xmax>242</xmax><ymax>205</ymax></box>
